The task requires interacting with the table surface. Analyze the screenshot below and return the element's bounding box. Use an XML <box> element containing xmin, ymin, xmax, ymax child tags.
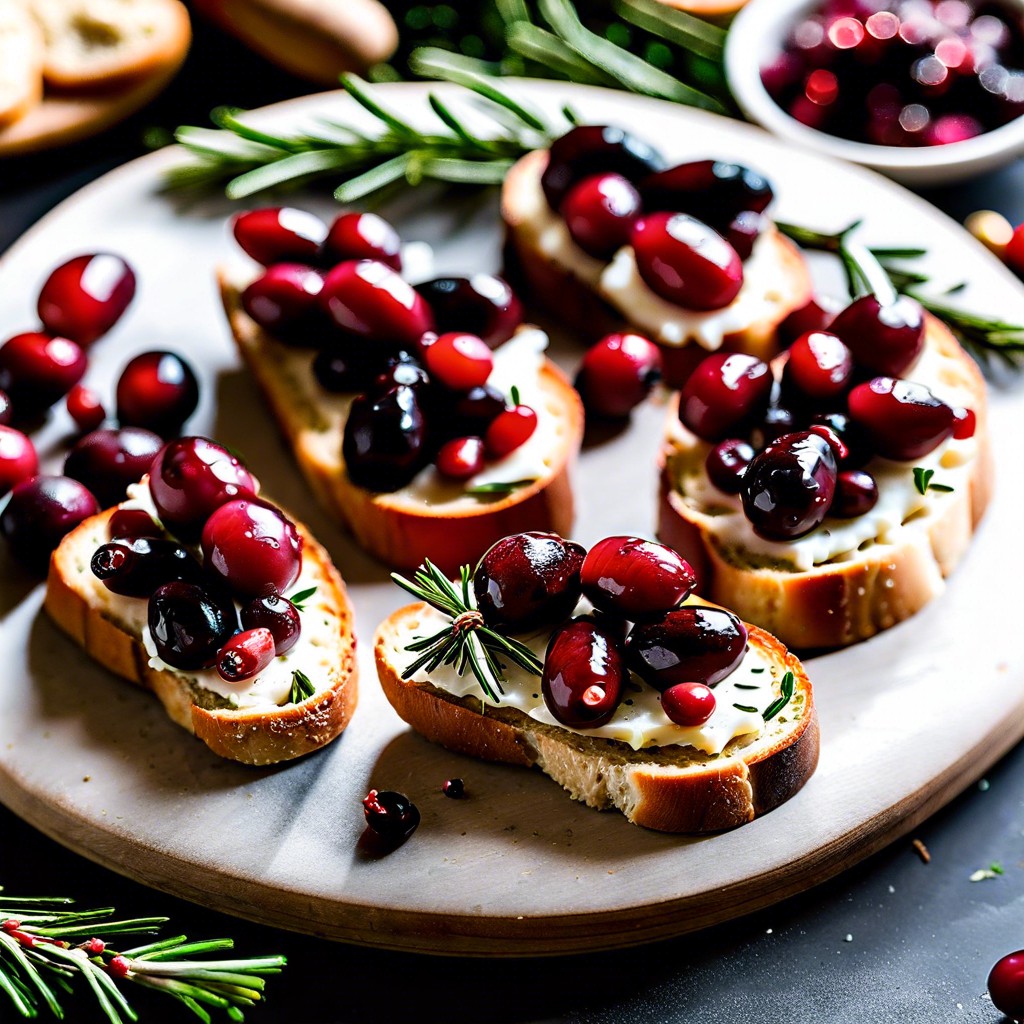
<box><xmin>2</xmin><ymin>17</ymin><xmax>1024</xmax><ymax>1024</ymax></box>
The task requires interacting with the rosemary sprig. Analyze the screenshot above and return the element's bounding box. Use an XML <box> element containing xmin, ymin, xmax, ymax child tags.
<box><xmin>289</xmin><ymin>669</ymin><xmax>316</xmax><ymax>704</ymax></box>
<box><xmin>466</xmin><ymin>478</ymin><xmax>538</xmax><ymax>496</ymax></box>
<box><xmin>391</xmin><ymin>560</ymin><xmax>543</xmax><ymax>704</ymax></box>
<box><xmin>762</xmin><ymin>671</ymin><xmax>795</xmax><ymax>723</ymax></box>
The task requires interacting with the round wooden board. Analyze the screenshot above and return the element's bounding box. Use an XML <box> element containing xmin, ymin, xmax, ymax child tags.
<box><xmin>1</xmin><ymin>83</ymin><xmax>1022</xmax><ymax>956</ymax></box>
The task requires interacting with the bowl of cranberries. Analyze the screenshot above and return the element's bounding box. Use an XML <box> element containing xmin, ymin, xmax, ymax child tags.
<box><xmin>726</xmin><ymin>0</ymin><xmax>1024</xmax><ymax>184</ymax></box>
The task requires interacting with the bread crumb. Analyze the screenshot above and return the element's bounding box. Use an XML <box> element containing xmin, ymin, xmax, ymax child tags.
<box><xmin>912</xmin><ymin>838</ymin><xmax>931</xmax><ymax>863</ymax></box>
<box><xmin>82</xmin><ymin>775</ymin><xmax>90</xmax><ymax>782</ymax></box>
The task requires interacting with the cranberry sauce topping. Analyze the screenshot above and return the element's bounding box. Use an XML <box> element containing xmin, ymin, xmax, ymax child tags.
<box><xmin>115</xmin><ymin>351</ymin><xmax>200</xmax><ymax>437</ymax></box>
<box><xmin>436</xmin><ymin>436</ymin><xmax>486</xmax><ymax>481</ymax></box>
<box><xmin>64</xmin><ymin>427</ymin><xmax>163</xmax><ymax>509</ymax></box>
<box><xmin>342</xmin><ymin>384</ymin><xmax>429</xmax><ymax>492</ymax></box>
<box><xmin>639</xmin><ymin>160</ymin><xmax>773</xmax><ymax>232</ymax></box>
<box><xmin>323</xmin><ymin>212</ymin><xmax>402</xmax><ymax>271</ymax></box>
<box><xmin>781</xmin><ymin>330</ymin><xmax>853</xmax><ymax>403</ymax></box>
<box><xmin>241</xmin><ymin>592</ymin><xmax>302</xmax><ymax>655</ymax></box>
<box><xmin>415</xmin><ymin>275</ymin><xmax>523</xmax><ymax>349</ymax></box>
<box><xmin>217</xmin><ymin>628</ymin><xmax>276</xmax><ymax>683</ymax></box>
<box><xmin>241</xmin><ymin>264</ymin><xmax>325</xmax><ymax>339</ymax></box>
<box><xmin>679</xmin><ymin>353</ymin><xmax>772</xmax><ymax>442</ymax></box>
<box><xmin>67</xmin><ymin>384</ymin><xmax>105</xmax><ymax>433</ymax></box>
<box><xmin>0</xmin><ymin>426</ymin><xmax>38</xmax><ymax>497</ymax></box>
<box><xmin>148</xmin><ymin>580</ymin><xmax>238</xmax><ymax>670</ymax></box>
<box><xmin>832</xmin><ymin>468</ymin><xmax>880</xmax><ymax>518</ymax></box>
<box><xmin>1</xmin><ymin>476</ymin><xmax>100</xmax><ymax>572</ymax></box>
<box><xmin>485</xmin><ymin>404</ymin><xmax>537</xmax><ymax>459</ymax></box>
<box><xmin>542</xmin><ymin>616</ymin><xmax>628</xmax><ymax>728</ymax></box>
<box><xmin>37</xmin><ymin>254</ymin><xmax>136</xmax><ymax>346</ymax></box>
<box><xmin>0</xmin><ymin>332</ymin><xmax>87</xmax><ymax>415</ymax></box>
<box><xmin>424</xmin><ymin>333</ymin><xmax>493</xmax><ymax>391</ymax></box>
<box><xmin>662</xmin><ymin>682</ymin><xmax>717</xmax><ymax>728</ymax></box>
<box><xmin>561</xmin><ymin>172</ymin><xmax>642</xmax><ymax>260</ymax></box>
<box><xmin>847</xmin><ymin>377</ymin><xmax>955</xmax><ymax>460</ymax></box>
<box><xmin>91</xmin><ymin>537</ymin><xmax>204</xmax><ymax>597</ymax></box>
<box><xmin>232</xmin><ymin>207</ymin><xmax>328</xmax><ymax>267</ymax></box>
<box><xmin>706</xmin><ymin>439</ymin><xmax>755</xmax><ymax>495</ymax></box>
<box><xmin>828</xmin><ymin>294</ymin><xmax>925</xmax><ymax>376</ymax></box>
<box><xmin>574</xmin><ymin>332</ymin><xmax>662</xmax><ymax>419</ymax></box>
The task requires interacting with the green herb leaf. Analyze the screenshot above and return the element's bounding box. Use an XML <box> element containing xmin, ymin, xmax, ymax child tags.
<box><xmin>913</xmin><ymin>467</ymin><xmax>954</xmax><ymax>495</ymax></box>
<box><xmin>732</xmin><ymin>703</ymin><xmax>758</xmax><ymax>714</ymax></box>
<box><xmin>287</xmin><ymin>586</ymin><xmax>317</xmax><ymax>610</ymax></box>
<box><xmin>762</xmin><ymin>671</ymin><xmax>795</xmax><ymax>723</ymax></box>
<box><xmin>510</xmin><ymin>384</ymin><xmax>521</xmax><ymax>406</ymax></box>
<box><xmin>289</xmin><ymin>670</ymin><xmax>316</xmax><ymax>704</ymax></box>
<box><xmin>467</xmin><ymin>478</ymin><xmax>537</xmax><ymax>496</ymax></box>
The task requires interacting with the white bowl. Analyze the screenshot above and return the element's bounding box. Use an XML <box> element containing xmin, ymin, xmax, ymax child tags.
<box><xmin>725</xmin><ymin>0</ymin><xmax>1024</xmax><ymax>185</ymax></box>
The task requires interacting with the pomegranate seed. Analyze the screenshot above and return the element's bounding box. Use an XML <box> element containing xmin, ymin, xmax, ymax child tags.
<box><xmin>362</xmin><ymin>789</ymin><xmax>420</xmax><ymax>840</ymax></box>
<box><xmin>322</xmin><ymin>212</ymin><xmax>402</xmax><ymax>271</ymax></box>
<box><xmin>66</xmin><ymin>384</ymin><xmax>105</xmax><ymax>433</ymax></box>
<box><xmin>115</xmin><ymin>351</ymin><xmax>199</xmax><ymax>437</ymax></box>
<box><xmin>436</xmin><ymin>436</ymin><xmax>485</xmax><ymax>480</ymax></box>
<box><xmin>232</xmin><ymin>207</ymin><xmax>327</xmax><ymax>266</ymax></box>
<box><xmin>848</xmin><ymin>377</ymin><xmax>955</xmax><ymax>460</ymax></box>
<box><xmin>0</xmin><ymin>332</ymin><xmax>87</xmax><ymax>415</ymax></box>
<box><xmin>0</xmin><ymin>426</ymin><xmax>38</xmax><ymax>496</ymax></box>
<box><xmin>425</xmin><ymin>332</ymin><xmax>494</xmax><ymax>391</ymax></box>
<box><xmin>442</xmin><ymin>777</ymin><xmax>465</xmax><ymax>798</ymax></box>
<box><xmin>485</xmin><ymin>405</ymin><xmax>537</xmax><ymax>458</ymax></box>
<box><xmin>37</xmin><ymin>254</ymin><xmax>136</xmax><ymax>346</ymax></box>
<box><xmin>989</xmin><ymin>950</ymin><xmax>1024</xmax><ymax>1019</ymax></box>
<box><xmin>952</xmin><ymin>406</ymin><xmax>976</xmax><ymax>439</ymax></box>
<box><xmin>661</xmin><ymin>682</ymin><xmax>716</xmax><ymax>727</ymax></box>
<box><xmin>581</xmin><ymin>536</ymin><xmax>696</xmax><ymax>620</ymax></box>
<box><xmin>561</xmin><ymin>172</ymin><xmax>641</xmax><ymax>260</ymax></box>
<box><xmin>678</xmin><ymin>352</ymin><xmax>772</xmax><ymax>442</ymax></box>
<box><xmin>831</xmin><ymin>469</ymin><xmax>879</xmax><ymax>518</ymax></box>
<box><xmin>706</xmin><ymin>438</ymin><xmax>755</xmax><ymax>494</ymax></box>
<box><xmin>575</xmin><ymin>332</ymin><xmax>662</xmax><ymax>419</ymax></box>
<box><xmin>783</xmin><ymin>330</ymin><xmax>853</xmax><ymax>401</ymax></box>
<box><xmin>217</xmin><ymin>627</ymin><xmax>276</xmax><ymax>682</ymax></box>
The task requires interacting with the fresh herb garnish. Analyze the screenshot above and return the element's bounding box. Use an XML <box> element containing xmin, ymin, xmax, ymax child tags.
<box><xmin>734</xmin><ymin>683</ymin><xmax>760</xmax><ymax>690</ymax></box>
<box><xmin>732</xmin><ymin>703</ymin><xmax>758</xmax><ymax>713</ymax></box>
<box><xmin>289</xmin><ymin>669</ymin><xmax>316</xmax><ymax>704</ymax></box>
<box><xmin>913</xmin><ymin>467</ymin><xmax>955</xmax><ymax>496</ymax></box>
<box><xmin>467</xmin><ymin>478</ymin><xmax>537</xmax><ymax>497</ymax></box>
<box><xmin>510</xmin><ymin>384</ymin><xmax>521</xmax><ymax>406</ymax></box>
<box><xmin>288</xmin><ymin>586</ymin><xmax>317</xmax><ymax>610</ymax></box>
<box><xmin>762</xmin><ymin>671</ymin><xmax>795</xmax><ymax>723</ymax></box>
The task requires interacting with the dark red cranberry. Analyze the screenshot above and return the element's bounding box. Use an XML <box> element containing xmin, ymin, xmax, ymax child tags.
<box><xmin>952</xmin><ymin>406</ymin><xmax>976</xmax><ymax>440</ymax></box>
<box><xmin>750</xmin><ymin>406</ymin><xmax>800</xmax><ymax>451</ymax></box>
<box><xmin>343</xmin><ymin>385</ymin><xmax>429</xmax><ymax>492</ymax></box>
<box><xmin>66</xmin><ymin>384</ymin><xmax>105</xmax><ymax>433</ymax></box>
<box><xmin>217</xmin><ymin>628</ymin><xmax>276</xmax><ymax>682</ymax></box>
<box><xmin>848</xmin><ymin>377</ymin><xmax>955</xmax><ymax>460</ymax></box>
<box><xmin>311</xmin><ymin>337</ymin><xmax>387</xmax><ymax>394</ymax></box>
<box><xmin>90</xmin><ymin>536</ymin><xmax>203</xmax><ymax>597</ymax></box>
<box><xmin>64</xmin><ymin>427</ymin><xmax>163</xmax><ymax>509</ymax></box>
<box><xmin>473</xmin><ymin>532</ymin><xmax>586</xmax><ymax>632</ymax></box>
<box><xmin>543</xmin><ymin>616</ymin><xmax>628</xmax><ymax>728</ymax></box>
<box><xmin>442</xmin><ymin>778</ymin><xmax>465</xmax><ymax>798</ymax></box>
<box><xmin>0</xmin><ymin>332</ymin><xmax>87</xmax><ymax>414</ymax></box>
<box><xmin>778</xmin><ymin>297</ymin><xmax>837</xmax><ymax>347</ymax></box>
<box><xmin>783</xmin><ymin>331</ymin><xmax>853</xmax><ymax>402</ymax></box>
<box><xmin>679</xmin><ymin>352</ymin><xmax>772</xmax><ymax>442</ymax></box>
<box><xmin>561</xmin><ymin>172</ymin><xmax>641</xmax><ymax>260</ymax></box>
<box><xmin>202</xmin><ymin>499</ymin><xmax>302</xmax><ymax>598</ymax></box>
<box><xmin>371</xmin><ymin>360</ymin><xmax>430</xmax><ymax>397</ymax></box>
<box><xmin>0</xmin><ymin>476</ymin><xmax>100</xmax><ymax>572</ymax></box>
<box><xmin>440</xmin><ymin>384</ymin><xmax>506</xmax><ymax>439</ymax></box>
<box><xmin>240</xmin><ymin>591</ymin><xmax>302</xmax><ymax>655</ymax></box>
<box><xmin>662</xmin><ymin>682</ymin><xmax>716</xmax><ymax>727</ymax></box>
<box><xmin>424</xmin><ymin>333</ymin><xmax>493</xmax><ymax>392</ymax></box>
<box><xmin>638</xmin><ymin>160</ymin><xmax>774</xmax><ymax>228</ymax></box>
<box><xmin>107</xmin><ymin>508</ymin><xmax>161</xmax><ymax>540</ymax></box>
<box><xmin>581</xmin><ymin>536</ymin><xmax>696</xmax><ymax>620</ymax></box>
<box><xmin>808</xmin><ymin>423</ymin><xmax>848</xmax><ymax>463</ymax></box>
<box><xmin>484</xmin><ymin>404</ymin><xmax>537</xmax><ymax>459</ymax></box>
<box><xmin>115</xmin><ymin>352</ymin><xmax>199</xmax><ymax>437</ymax></box>
<box><xmin>631</xmin><ymin>214</ymin><xmax>743</xmax><ymax>311</ymax></box>
<box><xmin>0</xmin><ymin>389</ymin><xmax>10</xmax><ymax>425</ymax></box>
<box><xmin>575</xmin><ymin>332</ymin><xmax>662</xmax><ymax>419</ymax></box>
<box><xmin>706</xmin><ymin>439</ymin><xmax>755</xmax><ymax>495</ymax></box>
<box><xmin>241</xmin><ymin>264</ymin><xmax>324</xmax><ymax>338</ymax></box>
<box><xmin>415</xmin><ymin>275</ymin><xmax>523</xmax><ymax>349</ymax></box>
<box><xmin>830</xmin><ymin>469</ymin><xmax>879</xmax><ymax>518</ymax></box>
<box><xmin>988</xmin><ymin>950</ymin><xmax>1024</xmax><ymax>1019</ymax></box>
<box><xmin>37</xmin><ymin>254</ymin><xmax>136</xmax><ymax>346</ymax></box>
<box><xmin>232</xmin><ymin>207</ymin><xmax>328</xmax><ymax>267</ymax></box>
<box><xmin>810</xmin><ymin>411</ymin><xmax>871</xmax><ymax>467</ymax></box>
<box><xmin>741</xmin><ymin>431</ymin><xmax>838</xmax><ymax>540</ymax></box>
<box><xmin>319</xmin><ymin>260</ymin><xmax>434</xmax><ymax>348</ymax></box>
<box><xmin>828</xmin><ymin>294</ymin><xmax>925</xmax><ymax>377</ymax></box>
<box><xmin>0</xmin><ymin>426</ymin><xmax>38</xmax><ymax>496</ymax></box>
<box><xmin>626</xmin><ymin>606</ymin><xmax>748</xmax><ymax>690</ymax></box>
<box><xmin>148</xmin><ymin>437</ymin><xmax>259</xmax><ymax>539</ymax></box>
<box><xmin>147</xmin><ymin>580</ymin><xmax>238</xmax><ymax>670</ymax></box>
<box><xmin>725</xmin><ymin>211</ymin><xmax>764</xmax><ymax>261</ymax></box>
<box><xmin>363</xmin><ymin>789</ymin><xmax>420</xmax><ymax>841</ymax></box>
<box><xmin>436</xmin><ymin>436</ymin><xmax>485</xmax><ymax>480</ymax></box>
<box><xmin>322</xmin><ymin>212</ymin><xmax>402</xmax><ymax>271</ymax></box>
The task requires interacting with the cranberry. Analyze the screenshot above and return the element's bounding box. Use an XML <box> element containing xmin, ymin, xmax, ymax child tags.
<box><xmin>828</xmin><ymin>294</ymin><xmax>925</xmax><ymax>377</ymax></box>
<box><xmin>952</xmin><ymin>406</ymin><xmax>976</xmax><ymax>440</ymax></box>
<box><xmin>561</xmin><ymin>172</ymin><xmax>641</xmax><ymax>260</ymax></box>
<box><xmin>66</xmin><ymin>384</ymin><xmax>105</xmax><ymax>433</ymax></box>
<box><xmin>0</xmin><ymin>476</ymin><xmax>100</xmax><ymax>572</ymax></box>
<box><xmin>424</xmin><ymin>333</ymin><xmax>493</xmax><ymax>392</ymax></box>
<box><xmin>436</xmin><ymin>436</ymin><xmax>485</xmax><ymax>481</ymax></box>
<box><xmin>149</xmin><ymin>437</ymin><xmax>259</xmax><ymax>539</ymax></box>
<box><xmin>115</xmin><ymin>351</ymin><xmax>199</xmax><ymax>437</ymax></box>
<box><xmin>442</xmin><ymin>778</ymin><xmax>465</xmax><ymax>798</ymax></box>
<box><xmin>808</xmin><ymin>423</ymin><xmax>848</xmax><ymax>463</ymax></box>
<box><xmin>415</xmin><ymin>276</ymin><xmax>523</xmax><ymax>349</ymax></box>
<box><xmin>107</xmin><ymin>508</ymin><xmax>161</xmax><ymax>540</ymax></box>
<box><xmin>725</xmin><ymin>211</ymin><xmax>764</xmax><ymax>261</ymax></box>
<box><xmin>473</xmin><ymin>532</ymin><xmax>586</xmax><ymax>632</ymax></box>
<box><xmin>240</xmin><ymin>591</ymin><xmax>302</xmax><ymax>655</ymax></box>
<box><xmin>783</xmin><ymin>331</ymin><xmax>853</xmax><ymax>403</ymax></box>
<box><xmin>363</xmin><ymin>789</ymin><xmax>420</xmax><ymax>841</ymax></box>
<box><xmin>371</xmin><ymin>359</ymin><xmax>430</xmax><ymax>397</ymax></box>
<box><xmin>631</xmin><ymin>214</ymin><xmax>743</xmax><ymax>311</ymax></box>
<box><xmin>90</xmin><ymin>537</ymin><xmax>203</xmax><ymax>597</ymax></box>
<box><xmin>679</xmin><ymin>353</ymin><xmax>772</xmax><ymax>442</ymax></box>
<box><xmin>0</xmin><ymin>332</ymin><xmax>87</xmax><ymax>414</ymax></box>
<box><xmin>217</xmin><ymin>628</ymin><xmax>276</xmax><ymax>683</ymax></box>
<box><xmin>241</xmin><ymin>264</ymin><xmax>324</xmax><ymax>338</ymax></box>
<box><xmin>848</xmin><ymin>377</ymin><xmax>955</xmax><ymax>460</ymax></box>
<box><xmin>542</xmin><ymin>617</ymin><xmax>628</xmax><ymax>728</ymax></box>
<box><xmin>439</xmin><ymin>384</ymin><xmax>506</xmax><ymax>440</ymax></box>
<box><xmin>202</xmin><ymin>499</ymin><xmax>302</xmax><ymax>598</ymax></box>
<box><xmin>581</xmin><ymin>536</ymin><xmax>696</xmax><ymax>620</ymax></box>
<box><xmin>626</xmin><ymin>606</ymin><xmax>748</xmax><ymax>690</ymax></box>
<box><xmin>37</xmin><ymin>254</ymin><xmax>136</xmax><ymax>346</ymax></box>
<box><xmin>988</xmin><ymin>950</ymin><xmax>1024</xmax><ymax>1019</ymax></box>
<box><xmin>320</xmin><ymin>260</ymin><xmax>434</xmax><ymax>348</ymax></box>
<box><xmin>322</xmin><ymin>212</ymin><xmax>402</xmax><ymax>271</ymax></box>
<box><xmin>148</xmin><ymin>580</ymin><xmax>238</xmax><ymax>670</ymax></box>
<box><xmin>830</xmin><ymin>469</ymin><xmax>879</xmax><ymax>518</ymax></box>
<box><xmin>706</xmin><ymin>439</ymin><xmax>755</xmax><ymax>495</ymax></box>
<box><xmin>485</xmin><ymin>405</ymin><xmax>537</xmax><ymax>459</ymax></box>
<box><xmin>312</xmin><ymin>338</ymin><xmax>386</xmax><ymax>394</ymax></box>
<box><xmin>741</xmin><ymin>431</ymin><xmax>838</xmax><ymax>540</ymax></box>
<box><xmin>810</xmin><ymin>410</ymin><xmax>871</xmax><ymax>467</ymax></box>
<box><xmin>750</xmin><ymin>406</ymin><xmax>799</xmax><ymax>451</ymax></box>
<box><xmin>1006</xmin><ymin>225</ymin><xmax>1024</xmax><ymax>276</ymax></box>
<box><xmin>0</xmin><ymin>390</ymin><xmax>10</xmax><ymax>425</ymax></box>
<box><xmin>661</xmin><ymin>682</ymin><xmax>716</xmax><ymax>728</ymax></box>
<box><xmin>639</xmin><ymin>160</ymin><xmax>774</xmax><ymax>225</ymax></box>
<box><xmin>232</xmin><ymin>207</ymin><xmax>328</xmax><ymax>266</ymax></box>
<box><xmin>64</xmin><ymin>427</ymin><xmax>163</xmax><ymax>509</ymax></box>
<box><xmin>778</xmin><ymin>297</ymin><xmax>836</xmax><ymax>347</ymax></box>
<box><xmin>0</xmin><ymin>427</ymin><xmax>38</xmax><ymax>496</ymax></box>
<box><xmin>575</xmin><ymin>332</ymin><xmax>662</xmax><ymax>419</ymax></box>
<box><xmin>343</xmin><ymin>385</ymin><xmax>429</xmax><ymax>492</ymax></box>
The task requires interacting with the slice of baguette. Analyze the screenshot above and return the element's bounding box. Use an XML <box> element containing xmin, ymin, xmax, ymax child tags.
<box><xmin>502</xmin><ymin>148</ymin><xmax>813</xmax><ymax>388</ymax></box>
<box><xmin>376</xmin><ymin>603</ymin><xmax>818</xmax><ymax>833</ymax></box>
<box><xmin>45</xmin><ymin>506</ymin><xmax>358</xmax><ymax>765</ymax></box>
<box><xmin>0</xmin><ymin>1</ymin><xmax>44</xmax><ymax>128</ymax></box>
<box><xmin>658</xmin><ymin>316</ymin><xmax>993</xmax><ymax>649</ymax></box>
<box><xmin>218</xmin><ymin>271</ymin><xmax>585</xmax><ymax>575</ymax></box>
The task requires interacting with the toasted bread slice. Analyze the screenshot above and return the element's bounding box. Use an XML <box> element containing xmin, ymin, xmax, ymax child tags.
<box><xmin>375</xmin><ymin>601</ymin><xmax>818</xmax><ymax>833</ymax></box>
<box><xmin>501</xmin><ymin>148</ymin><xmax>813</xmax><ymax>388</ymax></box>
<box><xmin>45</xmin><ymin>506</ymin><xmax>358</xmax><ymax>765</ymax></box>
<box><xmin>658</xmin><ymin>316</ymin><xmax>993</xmax><ymax>649</ymax></box>
<box><xmin>0</xmin><ymin>1</ymin><xmax>44</xmax><ymax>128</ymax></box>
<box><xmin>218</xmin><ymin>272</ymin><xmax>585</xmax><ymax>575</ymax></box>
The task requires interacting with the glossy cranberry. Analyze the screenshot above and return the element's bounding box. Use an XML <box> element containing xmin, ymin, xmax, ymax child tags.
<box><xmin>362</xmin><ymin>789</ymin><xmax>420</xmax><ymax>841</ymax></box>
<box><xmin>115</xmin><ymin>351</ymin><xmax>199</xmax><ymax>437</ymax></box>
<box><xmin>232</xmin><ymin>207</ymin><xmax>328</xmax><ymax>267</ymax></box>
<box><xmin>828</xmin><ymin>294</ymin><xmax>925</xmax><ymax>377</ymax></box>
<box><xmin>64</xmin><ymin>427</ymin><xmax>163</xmax><ymax>509</ymax></box>
<box><xmin>415</xmin><ymin>275</ymin><xmax>523</xmax><ymax>349</ymax></box>
<box><xmin>0</xmin><ymin>332</ymin><xmax>87</xmax><ymax>414</ymax></box>
<box><xmin>741</xmin><ymin>431</ymin><xmax>838</xmax><ymax>540</ymax></box>
<box><xmin>631</xmin><ymin>214</ymin><xmax>743</xmax><ymax>311</ymax></box>
<box><xmin>241</xmin><ymin>264</ymin><xmax>324</xmax><ymax>338</ymax></box>
<box><xmin>240</xmin><ymin>591</ymin><xmax>302</xmax><ymax>655</ymax></box>
<box><xmin>37</xmin><ymin>254</ymin><xmax>136</xmax><ymax>346</ymax></box>
<box><xmin>66</xmin><ymin>384</ymin><xmax>105</xmax><ymax>433</ymax></box>
<box><xmin>485</xmin><ymin>404</ymin><xmax>537</xmax><ymax>459</ymax></box>
<box><xmin>107</xmin><ymin>508</ymin><xmax>161</xmax><ymax>540</ymax></box>
<box><xmin>581</xmin><ymin>536</ymin><xmax>696</xmax><ymax>620</ymax></box>
<box><xmin>706</xmin><ymin>439</ymin><xmax>755</xmax><ymax>495</ymax></box>
<box><xmin>90</xmin><ymin>536</ymin><xmax>203</xmax><ymax>597</ymax></box>
<box><xmin>0</xmin><ymin>475</ymin><xmax>100</xmax><ymax>572</ymax></box>
<box><xmin>541</xmin><ymin>125</ymin><xmax>665</xmax><ymax>210</ymax></box>
<box><xmin>217</xmin><ymin>628</ymin><xmax>276</xmax><ymax>683</ymax></box>
<box><xmin>424</xmin><ymin>332</ymin><xmax>493</xmax><ymax>391</ymax></box>
<box><xmin>442</xmin><ymin>778</ymin><xmax>465</xmax><ymax>798</ymax></box>
<box><xmin>311</xmin><ymin>337</ymin><xmax>389</xmax><ymax>394</ymax></box>
<box><xmin>679</xmin><ymin>353</ymin><xmax>772</xmax><ymax>442</ymax></box>
<box><xmin>148</xmin><ymin>437</ymin><xmax>259</xmax><ymax>539</ymax></box>
<box><xmin>440</xmin><ymin>384</ymin><xmax>507</xmax><ymax>439</ymax></box>
<box><xmin>830</xmin><ymin>469</ymin><xmax>879</xmax><ymax>518</ymax></box>
<box><xmin>343</xmin><ymin>385</ymin><xmax>429</xmax><ymax>492</ymax></box>
<box><xmin>750</xmin><ymin>406</ymin><xmax>799</xmax><ymax>451</ymax></box>
<box><xmin>0</xmin><ymin>390</ymin><xmax>10</xmax><ymax>425</ymax></box>
<box><xmin>848</xmin><ymin>377</ymin><xmax>955</xmax><ymax>460</ymax></box>
<box><xmin>322</xmin><ymin>212</ymin><xmax>402</xmax><ymax>271</ymax></box>
<box><xmin>783</xmin><ymin>331</ymin><xmax>853</xmax><ymax>402</ymax></box>
<box><xmin>638</xmin><ymin>160</ymin><xmax>774</xmax><ymax>229</ymax></box>
<box><xmin>777</xmin><ymin>296</ymin><xmax>837</xmax><ymax>347</ymax></box>
<box><xmin>575</xmin><ymin>332</ymin><xmax>662</xmax><ymax>419</ymax></box>
<box><xmin>473</xmin><ymin>531</ymin><xmax>586</xmax><ymax>632</ymax></box>
<box><xmin>320</xmin><ymin>260</ymin><xmax>434</xmax><ymax>347</ymax></box>
<box><xmin>0</xmin><ymin>427</ymin><xmax>38</xmax><ymax>496</ymax></box>
<box><xmin>542</xmin><ymin>617</ymin><xmax>627</xmax><ymax>728</ymax></box>
<box><xmin>1006</xmin><ymin>225</ymin><xmax>1024</xmax><ymax>276</ymax></box>
<box><xmin>201</xmin><ymin>499</ymin><xmax>302</xmax><ymax>598</ymax></box>
<box><xmin>809</xmin><ymin>410</ymin><xmax>871</xmax><ymax>467</ymax></box>
<box><xmin>952</xmin><ymin>406</ymin><xmax>976</xmax><ymax>440</ymax></box>
<box><xmin>807</xmin><ymin>423</ymin><xmax>848</xmax><ymax>463</ymax></box>
<box><xmin>436</xmin><ymin>436</ymin><xmax>485</xmax><ymax>481</ymax></box>
<box><xmin>988</xmin><ymin>950</ymin><xmax>1024</xmax><ymax>1019</ymax></box>
<box><xmin>147</xmin><ymin>580</ymin><xmax>238</xmax><ymax>670</ymax></box>
<box><xmin>725</xmin><ymin>211</ymin><xmax>764</xmax><ymax>261</ymax></box>
<box><xmin>371</xmin><ymin>360</ymin><xmax>430</xmax><ymax>397</ymax></box>
<box><xmin>661</xmin><ymin>682</ymin><xmax>716</xmax><ymax>728</ymax></box>
<box><xmin>561</xmin><ymin>172</ymin><xmax>641</xmax><ymax>260</ymax></box>
<box><xmin>626</xmin><ymin>606</ymin><xmax>748</xmax><ymax>690</ymax></box>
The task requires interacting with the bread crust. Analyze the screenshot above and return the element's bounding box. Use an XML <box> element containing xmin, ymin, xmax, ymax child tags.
<box><xmin>218</xmin><ymin>272</ymin><xmax>585</xmax><ymax>575</ymax></box>
<box><xmin>374</xmin><ymin>604</ymin><xmax>819</xmax><ymax>833</ymax></box>
<box><xmin>44</xmin><ymin>507</ymin><xmax>358</xmax><ymax>766</ymax></box>
<box><xmin>501</xmin><ymin>148</ymin><xmax>813</xmax><ymax>388</ymax></box>
<box><xmin>658</xmin><ymin>316</ymin><xmax>993</xmax><ymax>649</ymax></box>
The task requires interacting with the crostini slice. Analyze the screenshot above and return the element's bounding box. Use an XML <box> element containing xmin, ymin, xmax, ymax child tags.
<box><xmin>0</xmin><ymin>1</ymin><xmax>44</xmax><ymax>129</ymax></box>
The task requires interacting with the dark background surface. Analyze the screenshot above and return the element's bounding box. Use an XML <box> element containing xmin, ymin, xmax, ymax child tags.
<box><xmin>2</xmin><ymin>11</ymin><xmax>1024</xmax><ymax>1024</ymax></box>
